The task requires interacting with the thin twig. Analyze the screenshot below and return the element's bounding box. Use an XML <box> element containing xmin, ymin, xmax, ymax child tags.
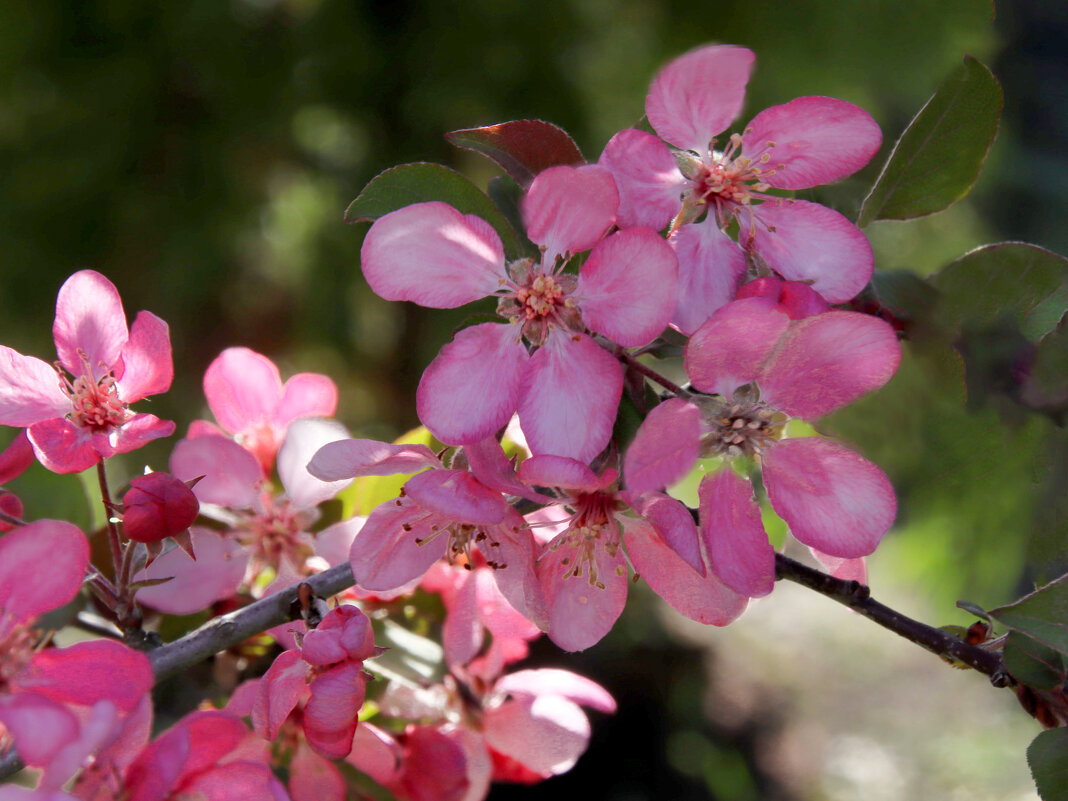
<box><xmin>96</xmin><ymin>461</ymin><xmax>123</xmax><ymax>581</ymax></box>
<box><xmin>614</xmin><ymin>346</ymin><xmax>686</xmax><ymax>396</ymax></box>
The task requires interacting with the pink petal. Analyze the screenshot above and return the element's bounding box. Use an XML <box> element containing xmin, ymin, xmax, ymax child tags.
<box><xmin>277</xmin><ymin>418</ymin><xmax>352</xmax><ymax>509</ymax></box>
<box><xmin>275</xmin><ymin>372</ymin><xmax>338</xmax><ymax>426</ymax></box>
<box><xmin>404</xmin><ymin>469</ymin><xmax>510</xmax><ymax>526</ymax></box>
<box><xmin>599</xmin><ymin>128</ymin><xmax>686</xmax><ymax>229</ymax></box>
<box><xmin>636</xmin><ymin>493</ymin><xmax>705</xmax><ymax>576</ymax></box>
<box><xmin>203</xmin><ymin>348</ymin><xmax>282</xmax><ymax>435</ymax></box>
<box><xmin>106</xmin><ymin>414</ymin><xmax>176</xmax><ymax>457</ymax></box>
<box><xmin>518</xmin><ymin>454</ymin><xmax>603</xmax><ymax>492</ymax></box>
<box><xmin>475</xmin><ymin>567</ymin><xmax>542</xmax><ymax>641</ymax></box>
<box><xmin>0</xmin><ymin>348</ymin><xmax>68</xmax><ymax>427</ymax></box>
<box><xmin>157</xmin><ymin>710</ymin><xmax>249</xmax><ymax>778</ymax></box>
<box><xmin>134</xmin><ymin>528</ymin><xmax>249</xmax><ymax>615</ymax></box>
<box><xmin>624</xmin><ymin>398</ymin><xmax>702</xmax><ymax>495</ymax></box>
<box><xmin>521</xmin><ymin>165</ymin><xmax>618</xmax><ymax>263</ymax></box>
<box><xmin>349</xmin><ymin>503</ymin><xmax>446</xmax><ymax>591</ymax></box>
<box><xmin>743</xmin><ymin>96</ymin><xmax>882</xmax><ymax>190</ymax></box>
<box><xmin>308</xmin><ymin>438</ymin><xmax>440</xmax><ymax>481</ymax></box>
<box><xmin>621</xmin><ymin>515</ymin><xmax>748</xmax><ymax>625</ymax></box>
<box><xmin>670</xmin><ymin>220</ymin><xmax>747</xmax><ymax>335</ymax></box>
<box><xmin>698</xmin><ymin>470</ymin><xmax>774</xmax><ymax>597</ymax></box>
<box><xmin>577</xmin><ymin>227</ymin><xmax>678</xmax><ymax>347</ymax></box>
<box><xmin>251</xmin><ymin>650</ymin><xmax>308</xmax><ymax>741</ymax></box>
<box><xmin>645</xmin><ymin>45</ymin><xmax>755</xmax><ymax>152</ymax></box>
<box><xmin>495</xmin><ymin>668</ymin><xmax>616</xmax><ymax>713</ymax></box>
<box><xmin>416</xmin><ymin>323</ymin><xmax>527</xmax><ymax>446</ymax></box>
<box><xmin>518</xmin><ymin>331</ymin><xmax>622</xmax><ymax>464</ymax></box>
<box><xmin>484</xmin><ymin>695</ymin><xmax>589</xmax><ymax>775</ymax></box>
<box><xmin>115</xmin><ymin>312</ymin><xmax>172</xmax><ymax>402</ymax></box>
<box><xmin>463</xmin><ymin>437</ymin><xmax>553</xmax><ymax>503</ymax></box>
<box><xmin>537</xmin><ymin>533</ymin><xmax>627</xmax><ymax>652</ymax></box>
<box><xmin>763</xmin><ymin>437</ymin><xmax>896</xmax><ymax>558</ymax></box>
<box><xmin>26</xmin><ymin>418</ymin><xmax>98</xmax><ymax>473</ymax></box>
<box><xmin>169</xmin><ymin>435</ymin><xmax>262</xmax><ymax>508</ymax></box>
<box><xmin>123</xmin><ymin>725</ymin><xmax>190</xmax><ymax>801</ymax></box>
<box><xmin>290</xmin><ymin>741</ymin><xmax>346</xmax><ymax>801</ymax></box>
<box><xmin>174</xmin><ymin>762</ymin><xmax>287</xmax><ymax>801</ymax></box>
<box><xmin>304</xmin><ymin>662</ymin><xmax>366</xmax><ymax>759</ymax></box>
<box><xmin>361</xmin><ymin>202</ymin><xmax>504</xmax><ymax>307</ymax></box>
<box><xmin>685</xmin><ymin>297</ymin><xmax>789</xmax><ymax>398</ymax></box>
<box><xmin>810</xmin><ymin>547</ymin><xmax>868</xmax><ymax>584</ymax></box>
<box><xmin>346</xmin><ymin>724</ymin><xmax>400</xmax><ymax>786</ymax></box>
<box><xmin>0</xmin><ymin>693</ymin><xmax>79</xmax><ymax>767</ymax></box>
<box><xmin>443</xmin><ymin>570</ymin><xmax>483</xmax><ymax>667</ymax></box>
<box><xmin>52</xmin><ymin>270</ymin><xmax>128</xmax><ymax>380</ymax></box>
<box><xmin>482</xmin><ymin>513</ymin><xmax>549</xmax><ymax>632</ymax></box>
<box><xmin>0</xmin><ymin>430</ymin><xmax>34</xmax><ymax>484</ymax></box>
<box><xmin>397</xmin><ymin>726</ymin><xmax>470</xmax><ymax>801</ymax></box>
<box><xmin>19</xmin><ymin>640</ymin><xmax>152</xmax><ymax>712</ymax></box>
<box><xmin>0</xmin><ymin>520</ymin><xmax>87</xmax><ymax>623</ymax></box>
<box><xmin>736</xmin><ymin>277</ymin><xmax>831</xmax><ymax>320</ymax></box>
<box><xmin>742</xmin><ymin>200</ymin><xmax>873</xmax><ymax>304</ymax></box>
<box><xmin>758</xmin><ymin>311</ymin><xmax>901</xmax><ymax>420</ymax></box>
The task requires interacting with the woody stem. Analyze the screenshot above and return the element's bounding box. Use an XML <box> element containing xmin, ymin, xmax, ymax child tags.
<box><xmin>614</xmin><ymin>346</ymin><xmax>686</xmax><ymax>396</ymax></box>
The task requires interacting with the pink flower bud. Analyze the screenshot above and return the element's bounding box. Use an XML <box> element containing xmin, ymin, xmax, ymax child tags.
<box><xmin>122</xmin><ymin>472</ymin><xmax>199</xmax><ymax>543</ymax></box>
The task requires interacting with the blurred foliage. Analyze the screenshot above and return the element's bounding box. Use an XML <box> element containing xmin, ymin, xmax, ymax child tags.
<box><xmin>1</xmin><ymin>0</ymin><xmax>1066</xmax><ymax>799</ymax></box>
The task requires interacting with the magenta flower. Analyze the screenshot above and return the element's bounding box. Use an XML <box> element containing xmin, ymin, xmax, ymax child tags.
<box><xmin>624</xmin><ymin>295</ymin><xmax>901</xmax><ymax>596</ymax></box>
<box><xmin>600</xmin><ymin>44</ymin><xmax>882</xmax><ymax>333</ymax></box>
<box><xmin>252</xmin><ymin>604</ymin><xmax>379</xmax><ymax>760</ymax></box>
<box><xmin>194</xmin><ymin>347</ymin><xmax>339</xmax><ymax>474</ymax></box>
<box><xmin>0</xmin><ymin>521</ymin><xmax>153</xmax><ymax>786</ymax></box>
<box><xmin>0</xmin><ymin>270</ymin><xmax>174</xmax><ymax>474</ymax></box>
<box><xmin>360</xmin><ymin>164</ymin><xmax>677</xmax><ymax>463</ymax></box>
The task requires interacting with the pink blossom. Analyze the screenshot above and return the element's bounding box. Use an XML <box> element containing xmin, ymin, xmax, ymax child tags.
<box><xmin>360</xmin><ymin>164</ymin><xmax>678</xmax><ymax>463</ymax></box>
<box><xmin>624</xmin><ymin>296</ymin><xmax>900</xmax><ymax>595</ymax></box>
<box><xmin>0</xmin><ymin>522</ymin><xmax>153</xmax><ymax>786</ymax></box>
<box><xmin>196</xmin><ymin>347</ymin><xmax>338</xmax><ymax>474</ymax></box>
<box><xmin>600</xmin><ymin>44</ymin><xmax>881</xmax><ymax>333</ymax></box>
<box><xmin>0</xmin><ymin>270</ymin><xmax>174</xmax><ymax>473</ymax></box>
<box><xmin>252</xmin><ymin>604</ymin><xmax>378</xmax><ymax>760</ymax></box>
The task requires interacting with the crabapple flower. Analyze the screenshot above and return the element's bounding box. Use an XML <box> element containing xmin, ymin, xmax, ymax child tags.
<box><xmin>624</xmin><ymin>295</ymin><xmax>901</xmax><ymax>596</ymax></box>
<box><xmin>195</xmin><ymin>347</ymin><xmax>339</xmax><ymax>474</ymax></box>
<box><xmin>600</xmin><ymin>44</ymin><xmax>881</xmax><ymax>333</ymax></box>
<box><xmin>360</xmin><ymin>164</ymin><xmax>678</xmax><ymax>462</ymax></box>
<box><xmin>0</xmin><ymin>521</ymin><xmax>153</xmax><ymax>784</ymax></box>
<box><xmin>252</xmin><ymin>604</ymin><xmax>379</xmax><ymax>759</ymax></box>
<box><xmin>0</xmin><ymin>270</ymin><xmax>174</xmax><ymax>473</ymax></box>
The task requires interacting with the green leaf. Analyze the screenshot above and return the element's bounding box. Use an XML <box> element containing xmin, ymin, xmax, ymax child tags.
<box><xmin>932</xmin><ymin>243</ymin><xmax>1068</xmax><ymax>341</ymax></box>
<box><xmin>445</xmin><ymin>119</ymin><xmax>585</xmax><ymax>187</ymax></box>
<box><xmin>956</xmin><ymin>599</ymin><xmax>991</xmax><ymax>620</ymax></box>
<box><xmin>1028</xmin><ymin>728</ymin><xmax>1068</xmax><ymax>801</ymax></box>
<box><xmin>1022</xmin><ymin>316</ymin><xmax>1068</xmax><ymax>416</ymax></box>
<box><xmin>1004</xmin><ymin>631</ymin><xmax>1068</xmax><ymax>691</ymax></box>
<box><xmin>866</xmin><ymin>269</ymin><xmax>938</xmax><ymax>325</ymax></box>
<box><xmin>488</xmin><ymin>174</ymin><xmax>537</xmax><ymax>257</ymax></box>
<box><xmin>989</xmin><ymin>572</ymin><xmax>1068</xmax><ymax>656</ymax></box>
<box><xmin>344</xmin><ymin>162</ymin><xmax>522</xmax><ymax>258</ymax></box>
<box><xmin>858</xmin><ymin>56</ymin><xmax>1002</xmax><ymax>226</ymax></box>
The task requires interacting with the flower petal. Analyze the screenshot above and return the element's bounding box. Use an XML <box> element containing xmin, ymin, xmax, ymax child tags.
<box><xmin>743</xmin><ymin>96</ymin><xmax>882</xmax><ymax>190</ymax></box>
<box><xmin>670</xmin><ymin>220</ymin><xmax>747</xmax><ymax>335</ymax></box>
<box><xmin>645</xmin><ymin>45</ymin><xmax>755</xmax><ymax>152</ymax></box>
<box><xmin>26</xmin><ymin>418</ymin><xmax>98</xmax><ymax>474</ymax></box>
<box><xmin>252</xmin><ymin>650</ymin><xmax>308</xmax><ymax>741</ymax></box>
<box><xmin>361</xmin><ymin>202</ymin><xmax>505</xmax><ymax>307</ymax></box>
<box><xmin>52</xmin><ymin>270</ymin><xmax>128</xmax><ymax>380</ymax></box>
<box><xmin>621</xmin><ymin>515</ymin><xmax>748</xmax><ymax>625</ymax></box>
<box><xmin>290</xmin><ymin>740</ymin><xmax>346</xmax><ymax>801</ymax></box>
<box><xmin>577</xmin><ymin>227</ymin><xmax>677</xmax><ymax>347</ymax></box>
<box><xmin>169</xmin><ymin>434</ymin><xmax>262</xmax><ymax>508</ymax></box>
<box><xmin>763</xmin><ymin>437</ymin><xmax>896</xmax><ymax>558</ymax></box>
<box><xmin>698</xmin><ymin>470</ymin><xmax>774</xmax><ymax>597</ymax></box>
<box><xmin>277</xmin><ymin>418</ymin><xmax>352</xmax><ymax>509</ymax></box>
<box><xmin>599</xmin><ymin>128</ymin><xmax>687</xmax><ymax>229</ymax></box>
<box><xmin>404</xmin><ymin>469</ymin><xmax>510</xmax><ymax>526</ymax></box>
<box><xmin>0</xmin><ymin>430</ymin><xmax>34</xmax><ymax>485</ymax></box>
<box><xmin>484</xmin><ymin>695</ymin><xmax>590</xmax><ymax>776</ymax></box>
<box><xmin>203</xmin><ymin>348</ymin><xmax>283</xmax><ymax>435</ymax></box>
<box><xmin>442</xmin><ymin>570</ymin><xmax>483</xmax><ymax>668</ymax></box>
<box><xmin>349</xmin><ymin>503</ymin><xmax>446</xmax><ymax>591</ymax></box>
<box><xmin>521</xmin><ymin>165</ymin><xmax>618</xmax><ymax>263</ymax></box>
<box><xmin>0</xmin><ymin>348</ymin><xmax>69</xmax><ymax>427</ymax></box>
<box><xmin>134</xmin><ymin>528</ymin><xmax>249</xmax><ymax>615</ymax></box>
<box><xmin>115</xmin><ymin>312</ymin><xmax>173</xmax><ymax>402</ymax></box>
<box><xmin>308</xmin><ymin>438</ymin><xmax>441</xmax><ymax>481</ymax></box>
<box><xmin>276</xmin><ymin>372</ymin><xmax>339</xmax><ymax>426</ymax></box>
<box><xmin>495</xmin><ymin>668</ymin><xmax>616</xmax><ymax>712</ymax></box>
<box><xmin>416</xmin><ymin>323</ymin><xmax>527</xmax><ymax>446</ymax></box>
<box><xmin>742</xmin><ymin>199</ymin><xmax>873</xmax><ymax>304</ymax></box>
<box><xmin>624</xmin><ymin>398</ymin><xmax>702</xmax><ymax>495</ymax></box>
<box><xmin>106</xmin><ymin>414</ymin><xmax>176</xmax><ymax>457</ymax></box>
<box><xmin>0</xmin><ymin>520</ymin><xmax>87</xmax><ymax>624</ymax></box>
<box><xmin>304</xmin><ymin>662</ymin><xmax>366</xmax><ymax>759</ymax></box>
<box><xmin>758</xmin><ymin>311</ymin><xmax>901</xmax><ymax>420</ymax></box>
<box><xmin>463</xmin><ymin>437</ymin><xmax>552</xmax><ymax>503</ymax></box>
<box><xmin>518</xmin><ymin>332</ymin><xmax>622</xmax><ymax>464</ymax></box>
<box><xmin>685</xmin><ymin>296</ymin><xmax>790</xmax><ymax>398</ymax></box>
<box><xmin>736</xmin><ymin>277</ymin><xmax>831</xmax><ymax>320</ymax></box>
<box><xmin>18</xmin><ymin>640</ymin><xmax>153</xmax><ymax>713</ymax></box>
<box><xmin>636</xmin><ymin>492</ymin><xmax>705</xmax><ymax>576</ymax></box>
<box><xmin>518</xmin><ymin>454</ymin><xmax>604</xmax><ymax>492</ymax></box>
<box><xmin>0</xmin><ymin>693</ymin><xmax>79</xmax><ymax>767</ymax></box>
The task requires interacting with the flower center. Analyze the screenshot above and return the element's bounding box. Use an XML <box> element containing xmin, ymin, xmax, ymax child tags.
<box><xmin>66</xmin><ymin>372</ymin><xmax>128</xmax><ymax>431</ymax></box>
<box><xmin>240</xmin><ymin>497</ymin><xmax>312</xmax><ymax>572</ymax></box>
<box><xmin>410</xmin><ymin>515</ymin><xmax>509</xmax><ymax>571</ymax></box>
<box><xmin>702</xmin><ymin>400</ymin><xmax>785</xmax><ymax>458</ymax></box>
<box><xmin>549</xmin><ymin>492</ymin><xmax>623</xmax><ymax>589</ymax></box>
<box><xmin>496</xmin><ymin>259</ymin><xmax>581</xmax><ymax>347</ymax></box>
<box><xmin>0</xmin><ymin>616</ymin><xmax>36</xmax><ymax>694</ymax></box>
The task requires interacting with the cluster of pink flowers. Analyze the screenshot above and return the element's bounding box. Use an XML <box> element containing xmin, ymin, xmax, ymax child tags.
<box><xmin>0</xmin><ymin>42</ymin><xmax>903</xmax><ymax>801</ymax></box>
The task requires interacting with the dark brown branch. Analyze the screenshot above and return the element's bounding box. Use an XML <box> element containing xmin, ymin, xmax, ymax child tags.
<box><xmin>614</xmin><ymin>346</ymin><xmax>686</xmax><ymax>396</ymax></box>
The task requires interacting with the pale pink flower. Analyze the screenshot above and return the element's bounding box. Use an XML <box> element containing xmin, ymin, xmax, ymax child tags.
<box><xmin>624</xmin><ymin>295</ymin><xmax>900</xmax><ymax>595</ymax></box>
<box><xmin>600</xmin><ymin>44</ymin><xmax>881</xmax><ymax>333</ymax></box>
<box><xmin>194</xmin><ymin>347</ymin><xmax>338</xmax><ymax>474</ymax></box>
<box><xmin>252</xmin><ymin>604</ymin><xmax>378</xmax><ymax>760</ymax></box>
<box><xmin>0</xmin><ymin>271</ymin><xmax>175</xmax><ymax>473</ymax></box>
<box><xmin>360</xmin><ymin>164</ymin><xmax>677</xmax><ymax>463</ymax></box>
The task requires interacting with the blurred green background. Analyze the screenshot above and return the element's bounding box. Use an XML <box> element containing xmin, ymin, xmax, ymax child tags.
<box><xmin>1</xmin><ymin>0</ymin><xmax>1065</xmax><ymax>798</ymax></box>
